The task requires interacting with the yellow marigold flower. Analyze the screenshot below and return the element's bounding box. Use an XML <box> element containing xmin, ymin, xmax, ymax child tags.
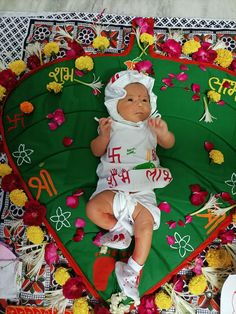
<box><xmin>26</xmin><ymin>226</ymin><xmax>44</xmax><ymax>244</ymax></box>
<box><xmin>206</xmin><ymin>247</ymin><xmax>232</xmax><ymax>268</ymax></box>
<box><xmin>46</xmin><ymin>81</ymin><xmax>63</xmax><ymax>94</ymax></box>
<box><xmin>92</xmin><ymin>35</ymin><xmax>110</xmax><ymax>52</ymax></box>
<box><xmin>0</xmin><ymin>85</ymin><xmax>7</xmax><ymax>101</ymax></box>
<box><xmin>154</xmin><ymin>291</ymin><xmax>172</xmax><ymax>310</ymax></box>
<box><xmin>75</xmin><ymin>56</ymin><xmax>94</xmax><ymax>72</ymax></box>
<box><xmin>9</xmin><ymin>189</ymin><xmax>28</xmax><ymax>207</ymax></box>
<box><xmin>140</xmin><ymin>33</ymin><xmax>155</xmax><ymax>46</ymax></box>
<box><xmin>188</xmin><ymin>274</ymin><xmax>207</xmax><ymax>295</ymax></box>
<box><xmin>182</xmin><ymin>39</ymin><xmax>201</xmax><ymax>55</ymax></box>
<box><xmin>0</xmin><ymin>163</ymin><xmax>12</xmax><ymax>177</ymax></box>
<box><xmin>43</xmin><ymin>42</ymin><xmax>60</xmax><ymax>57</ymax></box>
<box><xmin>215</xmin><ymin>48</ymin><xmax>233</xmax><ymax>68</ymax></box>
<box><xmin>209</xmin><ymin>149</ymin><xmax>224</xmax><ymax>164</ymax></box>
<box><xmin>207</xmin><ymin>90</ymin><xmax>221</xmax><ymax>103</ymax></box>
<box><xmin>73</xmin><ymin>297</ymin><xmax>89</xmax><ymax>314</ymax></box>
<box><xmin>54</xmin><ymin>267</ymin><xmax>71</xmax><ymax>286</ymax></box>
<box><xmin>8</xmin><ymin>60</ymin><xmax>26</xmax><ymax>76</ymax></box>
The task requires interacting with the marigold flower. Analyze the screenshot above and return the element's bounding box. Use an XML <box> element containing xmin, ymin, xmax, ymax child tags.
<box><xmin>215</xmin><ymin>48</ymin><xmax>233</xmax><ymax>68</ymax></box>
<box><xmin>188</xmin><ymin>274</ymin><xmax>207</xmax><ymax>295</ymax></box>
<box><xmin>75</xmin><ymin>56</ymin><xmax>94</xmax><ymax>72</ymax></box>
<box><xmin>154</xmin><ymin>291</ymin><xmax>172</xmax><ymax>310</ymax></box>
<box><xmin>73</xmin><ymin>297</ymin><xmax>89</xmax><ymax>314</ymax></box>
<box><xmin>92</xmin><ymin>35</ymin><xmax>110</xmax><ymax>52</ymax></box>
<box><xmin>0</xmin><ymin>85</ymin><xmax>7</xmax><ymax>101</ymax></box>
<box><xmin>140</xmin><ymin>33</ymin><xmax>154</xmax><ymax>46</ymax></box>
<box><xmin>26</xmin><ymin>226</ymin><xmax>44</xmax><ymax>244</ymax></box>
<box><xmin>182</xmin><ymin>39</ymin><xmax>201</xmax><ymax>55</ymax></box>
<box><xmin>47</xmin><ymin>81</ymin><xmax>63</xmax><ymax>94</ymax></box>
<box><xmin>43</xmin><ymin>42</ymin><xmax>60</xmax><ymax>57</ymax></box>
<box><xmin>0</xmin><ymin>163</ymin><xmax>12</xmax><ymax>177</ymax></box>
<box><xmin>8</xmin><ymin>60</ymin><xmax>26</xmax><ymax>76</ymax></box>
<box><xmin>209</xmin><ymin>149</ymin><xmax>224</xmax><ymax>164</ymax></box>
<box><xmin>9</xmin><ymin>189</ymin><xmax>28</xmax><ymax>207</ymax></box>
<box><xmin>54</xmin><ymin>267</ymin><xmax>71</xmax><ymax>286</ymax></box>
<box><xmin>19</xmin><ymin>101</ymin><xmax>34</xmax><ymax>114</ymax></box>
<box><xmin>205</xmin><ymin>247</ymin><xmax>232</xmax><ymax>268</ymax></box>
<box><xmin>207</xmin><ymin>90</ymin><xmax>221</xmax><ymax>103</ymax></box>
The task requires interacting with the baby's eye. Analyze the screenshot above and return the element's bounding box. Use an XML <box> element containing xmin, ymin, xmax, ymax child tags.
<box><xmin>127</xmin><ymin>98</ymin><xmax>133</xmax><ymax>102</ymax></box>
<box><xmin>142</xmin><ymin>99</ymin><xmax>148</xmax><ymax>102</ymax></box>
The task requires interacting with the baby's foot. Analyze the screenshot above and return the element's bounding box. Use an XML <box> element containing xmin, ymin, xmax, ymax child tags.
<box><xmin>99</xmin><ymin>227</ymin><xmax>132</xmax><ymax>249</ymax></box>
<box><xmin>115</xmin><ymin>261</ymin><xmax>140</xmax><ymax>304</ymax></box>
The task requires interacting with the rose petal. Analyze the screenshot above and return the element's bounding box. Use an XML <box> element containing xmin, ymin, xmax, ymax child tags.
<box><xmin>73</xmin><ymin>189</ymin><xmax>84</xmax><ymax>197</ymax></box>
<box><xmin>166</xmin><ymin>235</ymin><xmax>175</xmax><ymax>245</ymax></box>
<box><xmin>221</xmin><ymin>192</ymin><xmax>232</xmax><ymax>201</ymax></box>
<box><xmin>66</xmin><ymin>195</ymin><xmax>79</xmax><ymax>208</ymax></box>
<box><xmin>189</xmin><ymin>184</ymin><xmax>201</xmax><ymax>192</ymax></box>
<box><xmin>75</xmin><ymin>69</ymin><xmax>84</xmax><ymax>77</ymax></box>
<box><xmin>191</xmin><ymin>83</ymin><xmax>200</xmax><ymax>94</ymax></box>
<box><xmin>63</xmin><ymin>137</ymin><xmax>73</xmax><ymax>147</ymax></box>
<box><xmin>73</xmin><ymin>228</ymin><xmax>84</xmax><ymax>242</ymax></box>
<box><xmin>48</xmin><ymin>121</ymin><xmax>58</xmax><ymax>130</ymax></box>
<box><xmin>178</xmin><ymin>220</ymin><xmax>185</xmax><ymax>227</ymax></box>
<box><xmin>44</xmin><ymin>243</ymin><xmax>59</xmax><ymax>266</ymax></box>
<box><xmin>168</xmin><ymin>73</ymin><xmax>176</xmax><ymax>78</ymax></box>
<box><xmin>192</xmin><ymin>94</ymin><xmax>200</xmax><ymax>101</ymax></box>
<box><xmin>176</xmin><ymin>72</ymin><xmax>188</xmax><ymax>81</ymax></box>
<box><xmin>160</xmin><ymin>86</ymin><xmax>168</xmax><ymax>91</ymax></box>
<box><xmin>93</xmin><ymin>231</ymin><xmax>104</xmax><ymax>247</ymax></box>
<box><xmin>158</xmin><ymin>201</ymin><xmax>171</xmax><ymax>213</ymax></box>
<box><xmin>180</xmin><ymin>64</ymin><xmax>189</xmax><ymax>71</ymax></box>
<box><xmin>217</xmin><ymin>100</ymin><xmax>225</xmax><ymax>105</ymax></box>
<box><xmin>185</xmin><ymin>215</ymin><xmax>193</xmax><ymax>224</ymax></box>
<box><xmin>165</xmin><ymin>220</ymin><xmax>176</xmax><ymax>229</ymax></box>
<box><xmin>75</xmin><ymin>218</ymin><xmax>86</xmax><ymax>228</ymax></box>
<box><xmin>222</xmin><ymin>81</ymin><xmax>230</xmax><ymax>88</ymax></box>
<box><xmin>204</xmin><ymin>141</ymin><xmax>214</xmax><ymax>152</ymax></box>
<box><xmin>162</xmin><ymin>78</ymin><xmax>174</xmax><ymax>87</ymax></box>
<box><xmin>198</xmin><ymin>64</ymin><xmax>207</xmax><ymax>71</ymax></box>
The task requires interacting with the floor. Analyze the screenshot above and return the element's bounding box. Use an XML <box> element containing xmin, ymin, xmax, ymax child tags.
<box><xmin>0</xmin><ymin>0</ymin><xmax>236</xmax><ymax>20</ymax></box>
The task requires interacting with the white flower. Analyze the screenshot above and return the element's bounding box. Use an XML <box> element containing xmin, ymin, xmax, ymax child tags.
<box><xmin>225</xmin><ymin>172</ymin><xmax>236</xmax><ymax>195</ymax></box>
<box><xmin>170</xmin><ymin>232</ymin><xmax>194</xmax><ymax>258</ymax></box>
<box><xmin>12</xmin><ymin>143</ymin><xmax>34</xmax><ymax>166</ymax></box>
<box><xmin>50</xmin><ymin>207</ymin><xmax>71</xmax><ymax>231</ymax></box>
<box><xmin>199</xmin><ymin>97</ymin><xmax>216</xmax><ymax>123</ymax></box>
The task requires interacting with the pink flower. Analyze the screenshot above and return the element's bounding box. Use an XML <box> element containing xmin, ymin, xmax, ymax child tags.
<box><xmin>192</xmin><ymin>42</ymin><xmax>217</xmax><ymax>63</ymax></box>
<box><xmin>73</xmin><ymin>228</ymin><xmax>84</xmax><ymax>242</ymax></box>
<box><xmin>158</xmin><ymin>201</ymin><xmax>171</xmax><ymax>213</ymax></box>
<box><xmin>134</xmin><ymin>60</ymin><xmax>154</xmax><ymax>75</ymax></box>
<box><xmin>75</xmin><ymin>218</ymin><xmax>86</xmax><ymax>228</ymax></box>
<box><xmin>192</xmin><ymin>256</ymin><xmax>203</xmax><ymax>275</ymax></box>
<box><xmin>138</xmin><ymin>294</ymin><xmax>159</xmax><ymax>314</ymax></box>
<box><xmin>218</xmin><ymin>229</ymin><xmax>235</xmax><ymax>244</ymax></box>
<box><xmin>176</xmin><ymin>72</ymin><xmax>188</xmax><ymax>81</ymax></box>
<box><xmin>173</xmin><ymin>275</ymin><xmax>184</xmax><ymax>292</ymax></box>
<box><xmin>45</xmin><ymin>243</ymin><xmax>59</xmax><ymax>266</ymax></box>
<box><xmin>93</xmin><ymin>231</ymin><xmax>104</xmax><ymax>246</ymax></box>
<box><xmin>63</xmin><ymin>137</ymin><xmax>73</xmax><ymax>147</ymax></box>
<box><xmin>161</xmin><ymin>39</ymin><xmax>182</xmax><ymax>58</ymax></box>
<box><xmin>166</xmin><ymin>235</ymin><xmax>175</xmax><ymax>245</ymax></box>
<box><xmin>66</xmin><ymin>195</ymin><xmax>79</xmax><ymax>208</ymax></box>
<box><xmin>191</xmin><ymin>83</ymin><xmax>200</xmax><ymax>94</ymax></box>
<box><xmin>47</xmin><ymin>108</ymin><xmax>65</xmax><ymax>130</ymax></box>
<box><xmin>62</xmin><ymin>277</ymin><xmax>86</xmax><ymax>299</ymax></box>
<box><xmin>132</xmin><ymin>17</ymin><xmax>154</xmax><ymax>35</ymax></box>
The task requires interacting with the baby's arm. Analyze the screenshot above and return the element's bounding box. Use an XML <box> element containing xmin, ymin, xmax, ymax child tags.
<box><xmin>148</xmin><ymin>117</ymin><xmax>175</xmax><ymax>149</ymax></box>
<box><xmin>90</xmin><ymin>118</ymin><xmax>112</xmax><ymax>157</ymax></box>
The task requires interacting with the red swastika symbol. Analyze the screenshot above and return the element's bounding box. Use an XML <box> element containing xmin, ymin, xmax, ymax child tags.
<box><xmin>108</xmin><ymin>147</ymin><xmax>121</xmax><ymax>163</ymax></box>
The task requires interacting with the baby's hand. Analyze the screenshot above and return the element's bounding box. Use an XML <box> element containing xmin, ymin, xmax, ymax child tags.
<box><xmin>148</xmin><ymin>117</ymin><xmax>169</xmax><ymax>138</ymax></box>
<box><xmin>99</xmin><ymin>117</ymin><xmax>112</xmax><ymax>139</ymax></box>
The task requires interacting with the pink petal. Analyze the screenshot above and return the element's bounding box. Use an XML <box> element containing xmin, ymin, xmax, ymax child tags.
<box><xmin>221</xmin><ymin>192</ymin><xmax>232</xmax><ymax>201</ymax></box>
<box><xmin>166</xmin><ymin>220</ymin><xmax>176</xmax><ymax>229</ymax></box>
<box><xmin>222</xmin><ymin>81</ymin><xmax>230</xmax><ymax>88</ymax></box>
<box><xmin>185</xmin><ymin>215</ymin><xmax>193</xmax><ymax>224</ymax></box>
<box><xmin>204</xmin><ymin>141</ymin><xmax>214</xmax><ymax>152</ymax></box>
<box><xmin>178</xmin><ymin>220</ymin><xmax>185</xmax><ymax>227</ymax></box>
<box><xmin>48</xmin><ymin>121</ymin><xmax>58</xmax><ymax>130</ymax></box>
<box><xmin>75</xmin><ymin>69</ymin><xmax>84</xmax><ymax>77</ymax></box>
<box><xmin>63</xmin><ymin>136</ymin><xmax>73</xmax><ymax>147</ymax></box>
<box><xmin>73</xmin><ymin>228</ymin><xmax>84</xmax><ymax>242</ymax></box>
<box><xmin>176</xmin><ymin>72</ymin><xmax>188</xmax><ymax>81</ymax></box>
<box><xmin>53</xmin><ymin>109</ymin><xmax>65</xmax><ymax>125</ymax></box>
<box><xmin>217</xmin><ymin>100</ymin><xmax>225</xmax><ymax>105</ymax></box>
<box><xmin>198</xmin><ymin>64</ymin><xmax>207</xmax><ymax>71</ymax></box>
<box><xmin>189</xmin><ymin>184</ymin><xmax>201</xmax><ymax>192</ymax></box>
<box><xmin>75</xmin><ymin>218</ymin><xmax>86</xmax><ymax>228</ymax></box>
<box><xmin>73</xmin><ymin>189</ymin><xmax>84</xmax><ymax>197</ymax></box>
<box><xmin>168</xmin><ymin>73</ymin><xmax>176</xmax><ymax>78</ymax></box>
<box><xmin>180</xmin><ymin>64</ymin><xmax>189</xmax><ymax>71</ymax></box>
<box><xmin>93</xmin><ymin>231</ymin><xmax>104</xmax><ymax>246</ymax></box>
<box><xmin>162</xmin><ymin>78</ymin><xmax>174</xmax><ymax>87</ymax></box>
<box><xmin>160</xmin><ymin>86</ymin><xmax>168</xmax><ymax>91</ymax></box>
<box><xmin>158</xmin><ymin>201</ymin><xmax>171</xmax><ymax>213</ymax></box>
<box><xmin>46</xmin><ymin>113</ymin><xmax>54</xmax><ymax>119</ymax></box>
<box><xmin>166</xmin><ymin>235</ymin><xmax>175</xmax><ymax>245</ymax></box>
<box><xmin>192</xmin><ymin>94</ymin><xmax>200</xmax><ymax>101</ymax></box>
<box><xmin>191</xmin><ymin>83</ymin><xmax>200</xmax><ymax>93</ymax></box>
<box><xmin>66</xmin><ymin>195</ymin><xmax>79</xmax><ymax>208</ymax></box>
<box><xmin>173</xmin><ymin>276</ymin><xmax>184</xmax><ymax>292</ymax></box>
<box><xmin>44</xmin><ymin>243</ymin><xmax>59</xmax><ymax>266</ymax></box>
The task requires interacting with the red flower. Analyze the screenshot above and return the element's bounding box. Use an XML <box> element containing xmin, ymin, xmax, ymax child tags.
<box><xmin>230</xmin><ymin>59</ymin><xmax>236</xmax><ymax>72</ymax></box>
<box><xmin>0</xmin><ymin>69</ymin><xmax>17</xmax><ymax>91</ymax></box>
<box><xmin>134</xmin><ymin>60</ymin><xmax>154</xmax><ymax>75</ymax></box>
<box><xmin>138</xmin><ymin>294</ymin><xmax>159</xmax><ymax>314</ymax></box>
<box><xmin>62</xmin><ymin>277</ymin><xmax>86</xmax><ymax>299</ymax></box>
<box><xmin>23</xmin><ymin>200</ymin><xmax>46</xmax><ymax>226</ymax></box>
<box><xmin>161</xmin><ymin>39</ymin><xmax>182</xmax><ymax>58</ymax></box>
<box><xmin>66</xmin><ymin>40</ymin><xmax>85</xmax><ymax>58</ymax></box>
<box><xmin>73</xmin><ymin>228</ymin><xmax>85</xmax><ymax>242</ymax></box>
<box><xmin>45</xmin><ymin>242</ymin><xmax>59</xmax><ymax>266</ymax></box>
<box><xmin>132</xmin><ymin>17</ymin><xmax>154</xmax><ymax>35</ymax></box>
<box><xmin>27</xmin><ymin>55</ymin><xmax>41</xmax><ymax>70</ymax></box>
<box><xmin>192</xmin><ymin>42</ymin><xmax>217</xmax><ymax>63</ymax></box>
<box><xmin>1</xmin><ymin>173</ymin><xmax>22</xmax><ymax>192</ymax></box>
<box><xmin>218</xmin><ymin>229</ymin><xmax>235</xmax><ymax>244</ymax></box>
<box><xmin>172</xmin><ymin>275</ymin><xmax>184</xmax><ymax>292</ymax></box>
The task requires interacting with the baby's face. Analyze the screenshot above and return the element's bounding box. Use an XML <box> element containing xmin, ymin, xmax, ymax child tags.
<box><xmin>117</xmin><ymin>83</ymin><xmax>151</xmax><ymax>122</ymax></box>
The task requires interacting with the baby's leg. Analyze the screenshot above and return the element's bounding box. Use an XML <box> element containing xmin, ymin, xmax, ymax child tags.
<box><xmin>86</xmin><ymin>190</ymin><xmax>116</xmax><ymax>230</ymax></box>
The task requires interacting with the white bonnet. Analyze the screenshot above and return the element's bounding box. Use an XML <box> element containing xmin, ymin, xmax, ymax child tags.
<box><xmin>104</xmin><ymin>70</ymin><xmax>159</xmax><ymax>123</ymax></box>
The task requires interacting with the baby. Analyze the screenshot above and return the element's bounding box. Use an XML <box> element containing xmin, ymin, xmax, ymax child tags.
<box><xmin>86</xmin><ymin>70</ymin><xmax>175</xmax><ymax>303</ymax></box>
